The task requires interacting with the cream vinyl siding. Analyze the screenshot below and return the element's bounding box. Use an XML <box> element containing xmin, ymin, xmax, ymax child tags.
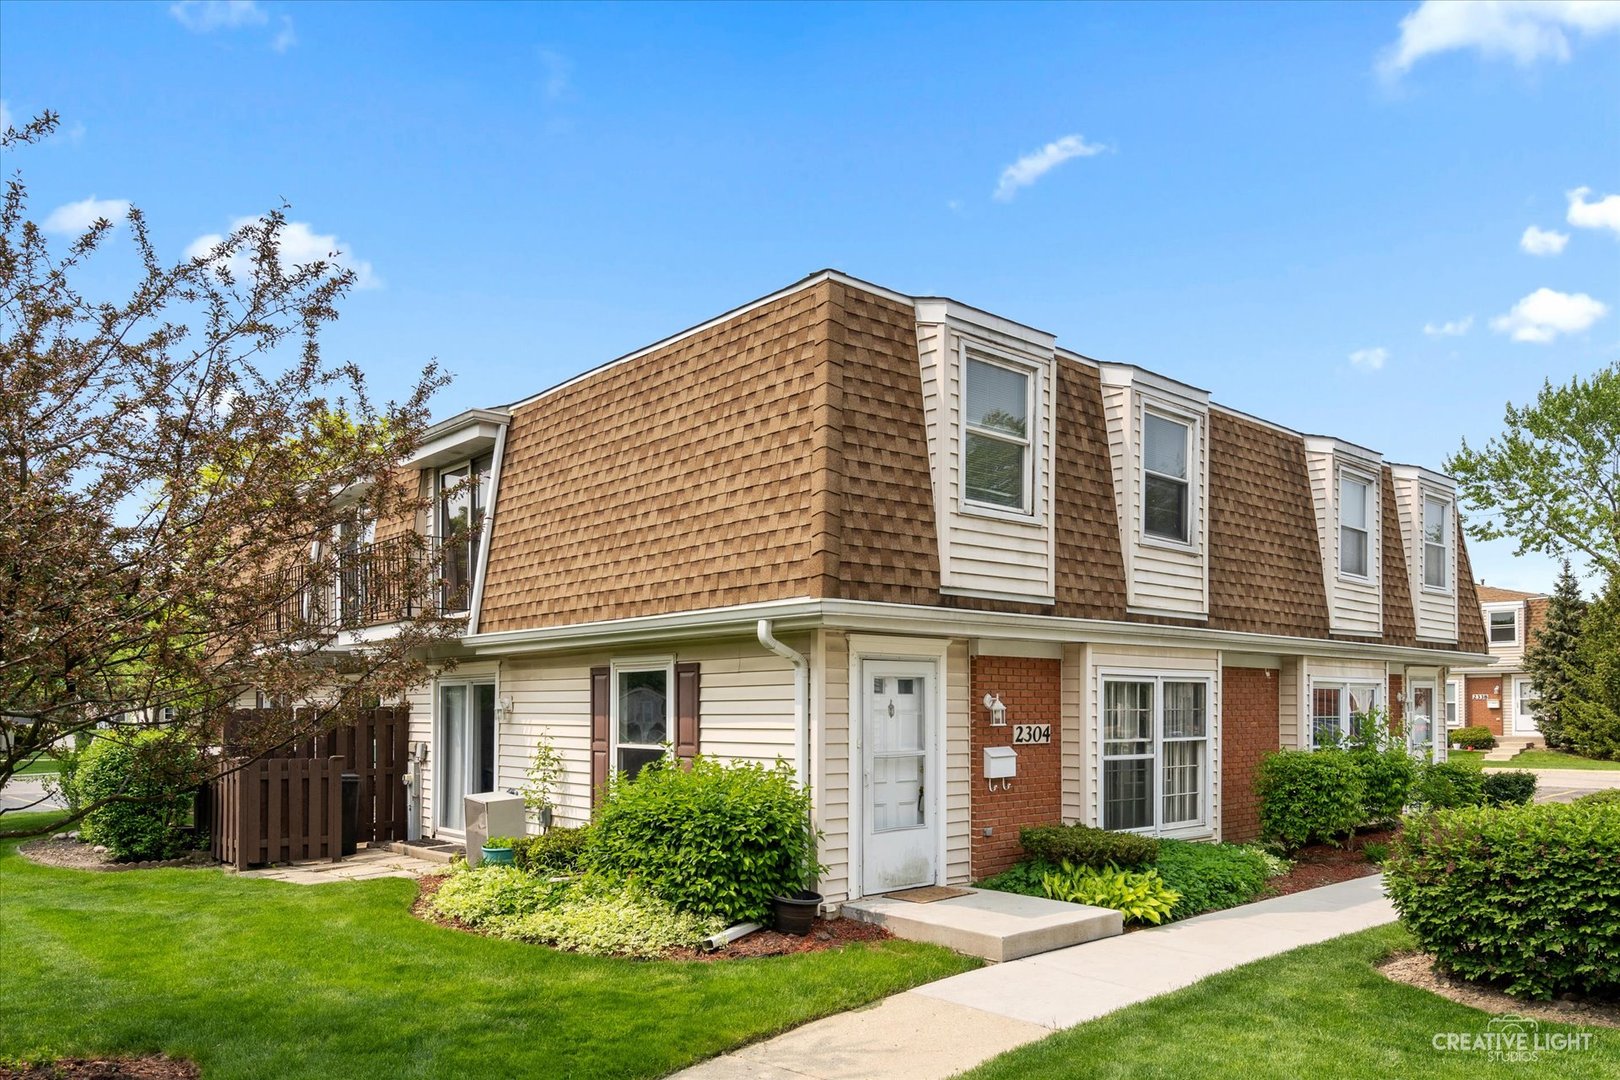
<box><xmin>1392</xmin><ymin>470</ymin><xmax>1459</xmax><ymax>642</ymax></box>
<box><xmin>915</xmin><ymin>310</ymin><xmax>1056</xmax><ymax>603</ymax></box>
<box><xmin>945</xmin><ymin>638</ymin><xmax>972</xmax><ymax>885</ymax></box>
<box><xmin>814</xmin><ymin>630</ymin><xmax>852</xmax><ymax>904</ymax></box>
<box><xmin>1304</xmin><ymin>441</ymin><xmax>1383</xmax><ymax>636</ymax></box>
<box><xmin>1278</xmin><ymin>656</ymin><xmax>1305</xmax><ymax>749</ymax></box>
<box><xmin>1061</xmin><ymin>642</ymin><xmax>1087</xmax><ymax>824</ymax></box>
<box><xmin>406</xmin><ymin>681</ymin><xmax>433</xmax><ymax>837</ymax></box>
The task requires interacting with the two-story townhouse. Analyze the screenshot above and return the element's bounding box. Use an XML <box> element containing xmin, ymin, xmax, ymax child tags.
<box><xmin>319</xmin><ymin>271</ymin><xmax>1488</xmax><ymax>905</ymax></box>
<box><xmin>1447</xmin><ymin>584</ymin><xmax>1548</xmax><ymax>746</ymax></box>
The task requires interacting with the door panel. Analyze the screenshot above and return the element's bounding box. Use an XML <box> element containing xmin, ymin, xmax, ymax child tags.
<box><xmin>861</xmin><ymin>662</ymin><xmax>936</xmax><ymax>895</ymax></box>
<box><xmin>437</xmin><ymin>681</ymin><xmax>496</xmax><ymax>833</ymax></box>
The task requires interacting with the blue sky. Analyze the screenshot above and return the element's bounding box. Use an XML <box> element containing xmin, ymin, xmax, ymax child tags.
<box><xmin>3</xmin><ymin>0</ymin><xmax>1617</xmax><ymax>592</ymax></box>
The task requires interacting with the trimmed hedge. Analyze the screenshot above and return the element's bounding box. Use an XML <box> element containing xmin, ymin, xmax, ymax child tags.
<box><xmin>1385</xmin><ymin>800</ymin><xmax>1620</xmax><ymax>998</ymax></box>
<box><xmin>1349</xmin><ymin>747</ymin><xmax>1417</xmax><ymax>825</ymax></box>
<box><xmin>1481</xmin><ymin>770</ymin><xmax>1537</xmax><ymax>807</ymax></box>
<box><xmin>1019</xmin><ymin>823</ymin><xmax>1159</xmax><ymax>869</ymax></box>
<box><xmin>1449</xmin><ymin>726</ymin><xmax>1496</xmax><ymax>750</ymax></box>
<box><xmin>1412</xmin><ymin>759</ymin><xmax>1485</xmax><ymax>809</ymax></box>
<box><xmin>1256</xmin><ymin>750</ymin><xmax>1363</xmax><ymax>850</ymax></box>
<box><xmin>74</xmin><ymin>731</ymin><xmax>204</xmax><ymax>861</ymax></box>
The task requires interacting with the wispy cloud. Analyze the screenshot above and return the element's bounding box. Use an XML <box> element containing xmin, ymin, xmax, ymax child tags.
<box><xmin>1519</xmin><ymin>225</ymin><xmax>1569</xmax><ymax>256</ymax></box>
<box><xmin>1490</xmin><ymin>287</ymin><xmax>1608</xmax><ymax>343</ymax></box>
<box><xmin>185</xmin><ymin>217</ymin><xmax>381</xmax><ymax>289</ymax></box>
<box><xmin>169</xmin><ymin>0</ymin><xmax>267</xmax><ymax>32</ymax></box>
<box><xmin>1379</xmin><ymin>0</ymin><xmax>1620</xmax><ymax>78</ymax></box>
<box><xmin>271</xmin><ymin>15</ymin><xmax>296</xmax><ymax>53</ymax></box>
<box><xmin>993</xmin><ymin>134</ymin><xmax>1109</xmax><ymax>202</ymax></box>
<box><xmin>1567</xmin><ymin>186</ymin><xmax>1620</xmax><ymax>236</ymax></box>
<box><xmin>538</xmin><ymin>48</ymin><xmax>572</xmax><ymax>102</ymax></box>
<box><xmin>1423</xmin><ymin>315</ymin><xmax>1474</xmax><ymax>337</ymax></box>
<box><xmin>43</xmin><ymin>196</ymin><xmax>132</xmax><ymax>234</ymax></box>
<box><xmin>0</xmin><ymin>100</ymin><xmax>12</xmax><ymax>133</ymax></box>
<box><xmin>1349</xmin><ymin>346</ymin><xmax>1389</xmax><ymax>371</ymax></box>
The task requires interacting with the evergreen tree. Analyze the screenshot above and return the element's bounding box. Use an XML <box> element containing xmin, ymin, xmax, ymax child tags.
<box><xmin>1525</xmin><ymin>562</ymin><xmax>1587</xmax><ymax>749</ymax></box>
<box><xmin>1562</xmin><ymin>575</ymin><xmax>1620</xmax><ymax>762</ymax></box>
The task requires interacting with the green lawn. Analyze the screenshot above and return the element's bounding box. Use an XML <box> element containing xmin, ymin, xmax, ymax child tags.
<box><xmin>961</xmin><ymin>924</ymin><xmax>1619</xmax><ymax>1080</ymax></box>
<box><xmin>1486</xmin><ymin>749</ymin><xmax>1620</xmax><ymax>771</ymax></box>
<box><xmin>8</xmin><ymin>755</ymin><xmax>62</xmax><ymax>777</ymax></box>
<box><xmin>0</xmin><ymin>811</ymin><xmax>978</xmax><ymax>1079</ymax></box>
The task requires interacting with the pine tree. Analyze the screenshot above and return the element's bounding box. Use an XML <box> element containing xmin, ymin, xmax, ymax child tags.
<box><xmin>1525</xmin><ymin>561</ymin><xmax>1587</xmax><ymax>749</ymax></box>
<box><xmin>1563</xmin><ymin>575</ymin><xmax>1620</xmax><ymax>762</ymax></box>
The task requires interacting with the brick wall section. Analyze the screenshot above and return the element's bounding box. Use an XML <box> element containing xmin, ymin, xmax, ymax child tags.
<box><xmin>1220</xmin><ymin>667</ymin><xmax>1280</xmax><ymax>843</ymax></box>
<box><xmin>1466</xmin><ymin>675</ymin><xmax>1505</xmax><ymax>735</ymax></box>
<box><xmin>1388</xmin><ymin>674</ymin><xmax>1405</xmax><ymax>733</ymax></box>
<box><xmin>969</xmin><ymin>655</ymin><xmax>1063</xmax><ymax>878</ymax></box>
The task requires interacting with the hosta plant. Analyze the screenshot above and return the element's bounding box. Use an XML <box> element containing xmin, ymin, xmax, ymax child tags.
<box><xmin>1041</xmin><ymin>861</ymin><xmax>1181</xmax><ymax>925</ymax></box>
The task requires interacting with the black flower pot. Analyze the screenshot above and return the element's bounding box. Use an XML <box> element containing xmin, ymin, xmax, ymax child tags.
<box><xmin>772</xmin><ymin>889</ymin><xmax>822</xmax><ymax>936</ymax></box>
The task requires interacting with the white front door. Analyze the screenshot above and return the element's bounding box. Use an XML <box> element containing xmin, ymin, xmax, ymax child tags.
<box><xmin>1408</xmin><ymin>679</ymin><xmax>1437</xmax><ymax>758</ymax></box>
<box><xmin>861</xmin><ymin>661</ymin><xmax>936</xmax><ymax>896</ymax></box>
<box><xmin>1512</xmin><ymin>677</ymin><xmax>1541</xmax><ymax>735</ymax></box>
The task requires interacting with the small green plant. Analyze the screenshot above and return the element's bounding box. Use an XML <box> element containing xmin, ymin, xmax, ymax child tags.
<box><xmin>1481</xmin><ymin>770</ymin><xmax>1537</xmax><ymax>807</ymax></box>
<box><xmin>1241</xmin><ymin>844</ymin><xmax>1292</xmax><ymax>878</ymax></box>
<box><xmin>1040</xmin><ymin>862</ymin><xmax>1180</xmax><ymax>925</ymax></box>
<box><xmin>512</xmin><ymin>826</ymin><xmax>591</xmax><ymax>875</ymax></box>
<box><xmin>1256</xmin><ymin>750</ymin><xmax>1364</xmax><ymax>850</ymax></box>
<box><xmin>521</xmin><ymin>733</ymin><xmax>567</xmax><ymax>827</ymax></box>
<box><xmin>976</xmin><ymin>859</ymin><xmax>1054</xmax><ymax>897</ymax></box>
<box><xmin>1411</xmin><ymin>759</ymin><xmax>1485</xmax><ymax>810</ymax></box>
<box><xmin>1362</xmin><ymin>841</ymin><xmax>1389</xmax><ymax>865</ymax></box>
<box><xmin>1449</xmin><ymin>726</ymin><xmax>1496</xmax><ymax>751</ymax></box>
<box><xmin>1151</xmin><ymin>840</ymin><xmax>1269</xmax><ymax>920</ymax></box>
<box><xmin>1019</xmin><ymin>823</ymin><xmax>1159</xmax><ymax>869</ymax></box>
<box><xmin>73</xmin><ymin>730</ymin><xmax>205</xmax><ymax>860</ymax></box>
<box><xmin>483</xmin><ymin>835</ymin><xmax>518</xmax><ymax>849</ymax></box>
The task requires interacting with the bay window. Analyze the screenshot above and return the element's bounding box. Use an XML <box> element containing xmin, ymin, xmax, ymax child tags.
<box><xmin>1102</xmin><ymin>675</ymin><xmax>1210</xmax><ymax>834</ymax></box>
<box><xmin>963</xmin><ymin>356</ymin><xmax>1032</xmax><ymax>511</ymax></box>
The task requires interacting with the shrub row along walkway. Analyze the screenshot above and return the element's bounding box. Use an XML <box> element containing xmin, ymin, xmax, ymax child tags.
<box><xmin>677</xmin><ymin>875</ymin><xmax>1395</xmax><ymax>1080</ymax></box>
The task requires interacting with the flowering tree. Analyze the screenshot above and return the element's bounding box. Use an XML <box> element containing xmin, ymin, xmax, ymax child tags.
<box><xmin>1</xmin><ymin>112</ymin><xmax>459</xmax><ymax>832</ymax></box>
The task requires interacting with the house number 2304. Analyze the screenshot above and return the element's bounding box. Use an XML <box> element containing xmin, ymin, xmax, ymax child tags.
<box><xmin>1012</xmin><ymin>724</ymin><xmax>1051</xmax><ymax>745</ymax></box>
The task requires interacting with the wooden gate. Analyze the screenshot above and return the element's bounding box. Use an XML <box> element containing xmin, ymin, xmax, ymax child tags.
<box><xmin>212</xmin><ymin>756</ymin><xmax>345</xmax><ymax>870</ymax></box>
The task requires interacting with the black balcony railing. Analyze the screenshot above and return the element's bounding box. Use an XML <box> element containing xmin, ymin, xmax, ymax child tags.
<box><xmin>260</xmin><ymin>533</ymin><xmax>470</xmax><ymax>637</ymax></box>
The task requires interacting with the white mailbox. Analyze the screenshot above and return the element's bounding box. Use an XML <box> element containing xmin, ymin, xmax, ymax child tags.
<box><xmin>984</xmin><ymin>746</ymin><xmax>1018</xmax><ymax>780</ymax></box>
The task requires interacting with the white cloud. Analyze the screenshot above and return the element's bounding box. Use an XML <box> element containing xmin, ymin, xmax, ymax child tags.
<box><xmin>169</xmin><ymin>1</ymin><xmax>268</xmax><ymax>31</ymax></box>
<box><xmin>1519</xmin><ymin>225</ymin><xmax>1570</xmax><ymax>255</ymax></box>
<box><xmin>1567</xmin><ymin>186</ymin><xmax>1620</xmax><ymax>235</ymax></box>
<box><xmin>185</xmin><ymin>217</ymin><xmax>381</xmax><ymax>289</ymax></box>
<box><xmin>1490</xmin><ymin>287</ymin><xmax>1608</xmax><ymax>343</ymax></box>
<box><xmin>993</xmin><ymin>134</ymin><xmax>1109</xmax><ymax>202</ymax></box>
<box><xmin>1423</xmin><ymin>315</ymin><xmax>1474</xmax><ymax>336</ymax></box>
<box><xmin>1379</xmin><ymin>0</ymin><xmax>1620</xmax><ymax>77</ymax></box>
<box><xmin>0</xmin><ymin>100</ymin><xmax>12</xmax><ymax>133</ymax></box>
<box><xmin>271</xmin><ymin>15</ymin><xmax>296</xmax><ymax>53</ymax></box>
<box><xmin>1349</xmin><ymin>346</ymin><xmax>1389</xmax><ymax>371</ymax></box>
<box><xmin>538</xmin><ymin>48</ymin><xmax>571</xmax><ymax>102</ymax></box>
<box><xmin>42</xmin><ymin>196</ymin><xmax>132</xmax><ymax>234</ymax></box>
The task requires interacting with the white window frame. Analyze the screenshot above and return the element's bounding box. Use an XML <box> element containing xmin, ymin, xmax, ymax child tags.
<box><xmin>609</xmin><ymin>657</ymin><xmax>675</xmax><ymax>779</ymax></box>
<box><xmin>1098</xmin><ymin>671</ymin><xmax>1214</xmax><ymax>837</ymax></box>
<box><xmin>1337</xmin><ymin>468</ymin><xmax>1374</xmax><ymax>581</ymax></box>
<box><xmin>435</xmin><ymin>454</ymin><xmax>494</xmax><ymax>613</ymax></box>
<box><xmin>1421</xmin><ymin>493</ymin><xmax>1453</xmax><ymax>593</ymax></box>
<box><xmin>434</xmin><ymin>675</ymin><xmax>499</xmax><ymax>835</ymax></box>
<box><xmin>959</xmin><ymin>348</ymin><xmax>1038</xmax><ymax>518</ymax></box>
<box><xmin>1444</xmin><ymin>678</ymin><xmax>1463</xmax><ymax>729</ymax></box>
<box><xmin>1487</xmin><ymin>607</ymin><xmax>1519</xmax><ymax>646</ymax></box>
<box><xmin>1515</xmin><ymin>678</ymin><xmax>1538</xmax><ymax>724</ymax></box>
<box><xmin>1309</xmin><ymin>679</ymin><xmax>1383</xmax><ymax>749</ymax></box>
<box><xmin>1140</xmin><ymin>405</ymin><xmax>1198</xmax><ymax>549</ymax></box>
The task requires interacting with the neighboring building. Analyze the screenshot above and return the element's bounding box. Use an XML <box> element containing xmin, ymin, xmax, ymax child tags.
<box><xmin>1447</xmin><ymin>584</ymin><xmax>1548</xmax><ymax>742</ymax></box>
<box><xmin>301</xmin><ymin>270</ymin><xmax>1490</xmax><ymax>902</ymax></box>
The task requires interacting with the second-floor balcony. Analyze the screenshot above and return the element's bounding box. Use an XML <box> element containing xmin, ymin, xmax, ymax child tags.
<box><xmin>260</xmin><ymin>531</ymin><xmax>478</xmax><ymax>638</ymax></box>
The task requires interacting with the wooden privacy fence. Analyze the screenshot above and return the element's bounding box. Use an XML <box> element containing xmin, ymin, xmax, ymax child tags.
<box><xmin>212</xmin><ymin>756</ymin><xmax>344</xmax><ymax>870</ymax></box>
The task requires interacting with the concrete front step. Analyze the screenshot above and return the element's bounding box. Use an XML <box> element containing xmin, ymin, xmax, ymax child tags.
<box><xmin>1481</xmin><ymin>734</ymin><xmax>1541</xmax><ymax>760</ymax></box>
<box><xmin>382</xmin><ymin>839</ymin><xmax>459</xmax><ymax>864</ymax></box>
<box><xmin>842</xmin><ymin>887</ymin><xmax>1122</xmax><ymax>962</ymax></box>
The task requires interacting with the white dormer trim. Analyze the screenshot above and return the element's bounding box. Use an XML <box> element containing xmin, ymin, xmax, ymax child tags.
<box><xmin>1390</xmin><ymin>465</ymin><xmax>1460</xmax><ymax>643</ymax></box>
<box><xmin>1302</xmin><ymin>436</ymin><xmax>1384</xmax><ymax>637</ymax></box>
<box><xmin>403</xmin><ymin>408</ymin><xmax>511</xmax><ymax>470</ymax></box>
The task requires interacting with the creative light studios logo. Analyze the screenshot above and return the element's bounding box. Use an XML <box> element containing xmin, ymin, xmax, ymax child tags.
<box><xmin>1432</xmin><ymin>1015</ymin><xmax>1593</xmax><ymax>1063</ymax></box>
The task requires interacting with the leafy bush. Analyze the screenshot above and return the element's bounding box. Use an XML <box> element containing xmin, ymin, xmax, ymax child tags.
<box><xmin>1019</xmin><ymin>823</ymin><xmax>1159</xmax><ymax>869</ymax></box>
<box><xmin>1348</xmin><ymin>746</ymin><xmax>1417</xmax><ymax>825</ymax></box>
<box><xmin>430</xmin><ymin>864</ymin><xmax>559</xmax><ymax>923</ymax></box>
<box><xmin>1152</xmin><ymin>840</ymin><xmax>1269</xmax><ymax>920</ymax></box>
<box><xmin>512</xmin><ymin>826</ymin><xmax>591</xmax><ymax>875</ymax></box>
<box><xmin>975</xmin><ymin>859</ymin><xmax>1051</xmax><ymax>898</ymax></box>
<box><xmin>1256</xmin><ymin>750</ymin><xmax>1364</xmax><ymax>850</ymax></box>
<box><xmin>483</xmin><ymin>835</ymin><xmax>517</xmax><ymax>849</ymax></box>
<box><xmin>1384</xmin><ymin>800</ymin><xmax>1620</xmax><ymax>998</ymax></box>
<box><xmin>1578</xmin><ymin>789</ymin><xmax>1620</xmax><ymax>807</ymax></box>
<box><xmin>1412</xmin><ymin>759</ymin><xmax>1485</xmax><ymax>810</ymax></box>
<box><xmin>587</xmin><ymin>756</ymin><xmax>820</xmax><ymax>924</ymax></box>
<box><xmin>1040</xmin><ymin>862</ymin><xmax>1180</xmax><ymax>925</ymax></box>
<box><xmin>1449</xmin><ymin>726</ymin><xmax>1497</xmax><ymax>751</ymax></box>
<box><xmin>1242</xmin><ymin>845</ymin><xmax>1292</xmax><ymax>878</ymax></box>
<box><xmin>1481</xmin><ymin>770</ymin><xmax>1537</xmax><ymax>807</ymax></box>
<box><xmin>74</xmin><ymin>731</ymin><xmax>204</xmax><ymax>860</ymax></box>
<box><xmin>1362</xmin><ymin>841</ymin><xmax>1389</xmax><ymax>865</ymax></box>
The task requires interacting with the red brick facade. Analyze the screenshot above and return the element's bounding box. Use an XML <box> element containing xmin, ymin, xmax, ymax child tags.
<box><xmin>1466</xmin><ymin>675</ymin><xmax>1506</xmax><ymax>735</ymax></box>
<box><xmin>969</xmin><ymin>654</ymin><xmax>1063</xmax><ymax>878</ymax></box>
<box><xmin>1219</xmin><ymin>666</ymin><xmax>1280</xmax><ymax>843</ymax></box>
<box><xmin>1388</xmin><ymin>674</ymin><xmax>1404</xmax><ymax>734</ymax></box>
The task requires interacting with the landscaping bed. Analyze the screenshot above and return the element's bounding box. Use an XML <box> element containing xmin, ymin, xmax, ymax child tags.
<box><xmin>1379</xmin><ymin>951</ymin><xmax>1619</xmax><ymax>1029</ymax></box>
<box><xmin>0</xmin><ymin>1057</ymin><xmax>199</xmax><ymax>1080</ymax></box>
<box><xmin>17</xmin><ymin>837</ymin><xmax>213</xmax><ymax>874</ymax></box>
<box><xmin>1258</xmin><ymin>828</ymin><xmax>1387</xmax><ymax>898</ymax></box>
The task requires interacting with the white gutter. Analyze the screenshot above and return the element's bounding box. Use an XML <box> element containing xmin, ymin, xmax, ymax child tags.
<box><xmin>757</xmin><ymin>619</ymin><xmax>810</xmax><ymax>785</ymax></box>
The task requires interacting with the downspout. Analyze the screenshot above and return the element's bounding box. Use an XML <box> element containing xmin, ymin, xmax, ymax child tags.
<box><xmin>756</xmin><ymin>620</ymin><xmax>809</xmax><ymax>786</ymax></box>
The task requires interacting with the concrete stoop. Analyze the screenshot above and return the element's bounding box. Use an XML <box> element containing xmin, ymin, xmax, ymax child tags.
<box><xmin>1481</xmin><ymin>735</ymin><xmax>1540</xmax><ymax>761</ymax></box>
<box><xmin>382</xmin><ymin>838</ymin><xmax>459</xmax><ymax>864</ymax></box>
<box><xmin>841</xmin><ymin>887</ymin><xmax>1123</xmax><ymax>962</ymax></box>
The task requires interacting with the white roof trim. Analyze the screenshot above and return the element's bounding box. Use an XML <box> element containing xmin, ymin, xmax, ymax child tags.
<box><xmin>914</xmin><ymin>298</ymin><xmax>1056</xmax><ymax>353</ymax></box>
<box><xmin>1303</xmin><ymin>435</ymin><xmax>1384</xmax><ymax>467</ymax></box>
<box><xmin>403</xmin><ymin>408</ymin><xmax>510</xmax><ymax>470</ymax></box>
<box><xmin>1097</xmin><ymin>361</ymin><xmax>1212</xmax><ymax>406</ymax></box>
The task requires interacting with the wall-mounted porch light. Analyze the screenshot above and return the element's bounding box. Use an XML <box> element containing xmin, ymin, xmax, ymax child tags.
<box><xmin>982</xmin><ymin>693</ymin><xmax>1007</xmax><ymax>727</ymax></box>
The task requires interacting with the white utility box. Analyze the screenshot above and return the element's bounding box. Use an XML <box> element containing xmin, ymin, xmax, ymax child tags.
<box><xmin>464</xmin><ymin>791</ymin><xmax>526</xmax><ymax>866</ymax></box>
<box><xmin>984</xmin><ymin>746</ymin><xmax>1018</xmax><ymax>780</ymax></box>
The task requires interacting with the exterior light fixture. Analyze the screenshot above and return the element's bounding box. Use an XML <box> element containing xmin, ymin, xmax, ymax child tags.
<box><xmin>982</xmin><ymin>693</ymin><xmax>1007</xmax><ymax>727</ymax></box>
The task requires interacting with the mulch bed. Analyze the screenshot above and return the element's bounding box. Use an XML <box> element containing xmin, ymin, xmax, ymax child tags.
<box><xmin>16</xmin><ymin>838</ymin><xmax>215</xmax><ymax>874</ymax></box>
<box><xmin>412</xmin><ymin>873</ymin><xmax>893</xmax><ymax>960</ymax></box>
<box><xmin>0</xmin><ymin>1058</ymin><xmax>200</xmax><ymax>1079</ymax></box>
<box><xmin>1260</xmin><ymin>828</ymin><xmax>1391</xmax><ymax>898</ymax></box>
<box><xmin>1380</xmin><ymin>951</ymin><xmax>1620</xmax><ymax>1029</ymax></box>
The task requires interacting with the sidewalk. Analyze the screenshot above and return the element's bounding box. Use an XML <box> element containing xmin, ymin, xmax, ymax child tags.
<box><xmin>675</xmin><ymin>875</ymin><xmax>1395</xmax><ymax>1080</ymax></box>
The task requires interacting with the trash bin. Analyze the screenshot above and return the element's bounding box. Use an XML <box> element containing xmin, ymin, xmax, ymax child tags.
<box><xmin>341</xmin><ymin>772</ymin><xmax>360</xmax><ymax>857</ymax></box>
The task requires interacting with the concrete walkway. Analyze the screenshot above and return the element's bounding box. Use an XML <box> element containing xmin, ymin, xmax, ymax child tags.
<box><xmin>675</xmin><ymin>875</ymin><xmax>1395</xmax><ymax>1080</ymax></box>
<box><xmin>230</xmin><ymin>845</ymin><xmax>442</xmax><ymax>884</ymax></box>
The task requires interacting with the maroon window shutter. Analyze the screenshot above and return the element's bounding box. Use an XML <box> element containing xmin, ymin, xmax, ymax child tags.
<box><xmin>590</xmin><ymin>666</ymin><xmax>610</xmax><ymax>805</ymax></box>
<box><xmin>675</xmin><ymin>662</ymin><xmax>700</xmax><ymax>765</ymax></box>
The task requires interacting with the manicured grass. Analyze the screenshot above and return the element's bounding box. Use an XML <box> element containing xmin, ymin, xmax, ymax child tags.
<box><xmin>961</xmin><ymin>924</ymin><xmax>1619</xmax><ymax>1079</ymax></box>
<box><xmin>0</xmin><ymin>812</ymin><xmax>978</xmax><ymax>1079</ymax></box>
<box><xmin>1486</xmin><ymin>749</ymin><xmax>1620</xmax><ymax>771</ymax></box>
<box><xmin>1444</xmin><ymin>751</ymin><xmax>1485</xmax><ymax>771</ymax></box>
<box><xmin>7</xmin><ymin>755</ymin><xmax>62</xmax><ymax>777</ymax></box>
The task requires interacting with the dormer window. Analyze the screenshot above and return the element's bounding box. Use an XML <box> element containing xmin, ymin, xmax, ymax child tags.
<box><xmin>1338</xmin><ymin>472</ymin><xmax>1371</xmax><ymax>579</ymax></box>
<box><xmin>1489</xmin><ymin>609</ymin><xmax>1518</xmax><ymax>644</ymax></box>
<box><xmin>964</xmin><ymin>356</ymin><xmax>1031</xmax><ymax>512</ymax></box>
<box><xmin>1422</xmin><ymin>494</ymin><xmax>1451</xmax><ymax>591</ymax></box>
<box><xmin>438</xmin><ymin>454</ymin><xmax>493</xmax><ymax>612</ymax></box>
<box><xmin>1143</xmin><ymin>412</ymin><xmax>1191</xmax><ymax>543</ymax></box>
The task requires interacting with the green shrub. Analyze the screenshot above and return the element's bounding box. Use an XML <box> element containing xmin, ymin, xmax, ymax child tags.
<box><xmin>1449</xmin><ymin>726</ymin><xmax>1497</xmax><ymax>751</ymax></box>
<box><xmin>1578</xmin><ymin>789</ymin><xmax>1620</xmax><ymax>807</ymax></box>
<box><xmin>1242</xmin><ymin>845</ymin><xmax>1292</xmax><ymax>878</ymax></box>
<box><xmin>1019</xmin><ymin>823</ymin><xmax>1159</xmax><ymax>869</ymax></box>
<box><xmin>1481</xmin><ymin>770</ymin><xmax>1537</xmax><ymax>807</ymax></box>
<box><xmin>1412</xmin><ymin>759</ymin><xmax>1485</xmax><ymax>810</ymax></box>
<box><xmin>1151</xmin><ymin>840</ymin><xmax>1269</xmax><ymax>920</ymax></box>
<box><xmin>1256</xmin><ymin>750</ymin><xmax>1364</xmax><ymax>850</ymax></box>
<box><xmin>74</xmin><ymin>731</ymin><xmax>204</xmax><ymax>860</ymax></box>
<box><xmin>587</xmin><ymin>756</ymin><xmax>820</xmax><ymax>924</ymax></box>
<box><xmin>1362</xmin><ymin>841</ymin><xmax>1389</xmax><ymax>865</ymax></box>
<box><xmin>430</xmin><ymin>864</ymin><xmax>559</xmax><ymax>924</ymax></box>
<box><xmin>512</xmin><ymin>826</ymin><xmax>591</xmax><ymax>875</ymax></box>
<box><xmin>483</xmin><ymin>835</ymin><xmax>517</xmax><ymax>849</ymax></box>
<box><xmin>1041</xmin><ymin>862</ymin><xmax>1180</xmax><ymax>925</ymax></box>
<box><xmin>1348</xmin><ymin>746</ymin><xmax>1417</xmax><ymax>825</ymax></box>
<box><xmin>1384</xmin><ymin>800</ymin><xmax>1620</xmax><ymax>998</ymax></box>
<box><xmin>975</xmin><ymin>859</ymin><xmax>1052</xmax><ymax>898</ymax></box>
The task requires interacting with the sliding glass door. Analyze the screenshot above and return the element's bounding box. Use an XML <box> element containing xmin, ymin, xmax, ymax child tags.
<box><xmin>437</xmin><ymin>681</ymin><xmax>496</xmax><ymax>832</ymax></box>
